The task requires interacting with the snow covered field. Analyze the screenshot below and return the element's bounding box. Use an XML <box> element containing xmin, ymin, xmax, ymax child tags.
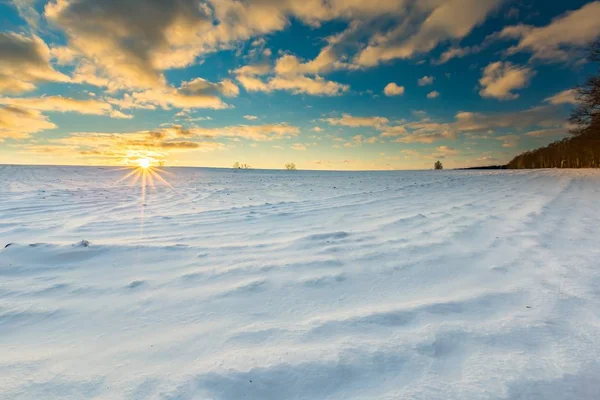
<box><xmin>1</xmin><ymin>165</ymin><xmax>600</xmax><ymax>400</ymax></box>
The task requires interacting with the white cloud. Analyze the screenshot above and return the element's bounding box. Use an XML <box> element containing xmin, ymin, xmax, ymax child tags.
<box><xmin>179</xmin><ymin>78</ymin><xmax>239</xmax><ymax>98</ymax></box>
<box><xmin>544</xmin><ymin>89</ymin><xmax>579</xmax><ymax>105</ymax></box>
<box><xmin>188</xmin><ymin>123</ymin><xmax>300</xmax><ymax>141</ymax></box>
<box><xmin>244</xmin><ymin>115</ymin><xmax>259</xmax><ymax>120</ymax></box>
<box><xmin>0</xmin><ymin>96</ymin><xmax>124</xmax><ymax>117</ymax></box>
<box><xmin>268</xmin><ymin>75</ymin><xmax>349</xmax><ymax>96</ymax></box>
<box><xmin>236</xmin><ymin>60</ymin><xmax>349</xmax><ymax>96</ymax></box>
<box><xmin>418</xmin><ymin>76</ymin><xmax>434</xmax><ymax>86</ymax></box>
<box><xmin>496</xmin><ymin>134</ymin><xmax>519</xmax><ymax>148</ymax></box>
<box><xmin>130</xmin><ymin>87</ymin><xmax>229</xmax><ymax>110</ymax></box>
<box><xmin>499</xmin><ymin>2</ymin><xmax>600</xmax><ymax>62</ymax></box>
<box><xmin>354</xmin><ymin>0</ymin><xmax>505</xmax><ymax>66</ymax></box>
<box><xmin>394</xmin><ymin>120</ymin><xmax>456</xmax><ymax>143</ymax></box>
<box><xmin>525</xmin><ymin>127</ymin><xmax>568</xmax><ymax>137</ymax></box>
<box><xmin>432</xmin><ymin>145</ymin><xmax>459</xmax><ymax>158</ymax></box>
<box><xmin>380</xmin><ymin>125</ymin><xmax>407</xmax><ymax>137</ymax></box>
<box><xmin>322</xmin><ymin>114</ymin><xmax>389</xmax><ymax>128</ymax></box>
<box><xmin>427</xmin><ymin>91</ymin><xmax>440</xmax><ymax>99</ymax></box>
<box><xmin>383</xmin><ymin>82</ymin><xmax>405</xmax><ymax>96</ymax></box>
<box><xmin>292</xmin><ymin>143</ymin><xmax>307</xmax><ymax>151</ymax></box>
<box><xmin>0</xmin><ymin>105</ymin><xmax>56</xmax><ymax>141</ymax></box>
<box><xmin>437</xmin><ymin>47</ymin><xmax>472</xmax><ymax>64</ymax></box>
<box><xmin>0</xmin><ymin>33</ymin><xmax>70</xmax><ymax>94</ymax></box>
<box><xmin>321</xmin><ymin>103</ymin><xmax>566</xmax><ymax>145</ymax></box>
<box><xmin>479</xmin><ymin>61</ymin><xmax>534</xmax><ymax>100</ymax></box>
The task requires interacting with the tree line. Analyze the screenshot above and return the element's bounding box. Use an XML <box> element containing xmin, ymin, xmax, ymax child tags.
<box><xmin>507</xmin><ymin>40</ymin><xmax>600</xmax><ymax>169</ymax></box>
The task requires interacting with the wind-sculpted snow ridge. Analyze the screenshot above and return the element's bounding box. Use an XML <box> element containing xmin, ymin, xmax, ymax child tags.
<box><xmin>1</xmin><ymin>166</ymin><xmax>600</xmax><ymax>399</ymax></box>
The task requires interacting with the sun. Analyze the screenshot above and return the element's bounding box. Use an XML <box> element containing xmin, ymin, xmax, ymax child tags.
<box><xmin>138</xmin><ymin>158</ymin><xmax>151</xmax><ymax>169</ymax></box>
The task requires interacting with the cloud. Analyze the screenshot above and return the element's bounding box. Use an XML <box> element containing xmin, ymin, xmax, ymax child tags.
<box><xmin>430</xmin><ymin>145</ymin><xmax>459</xmax><ymax>159</ymax></box>
<box><xmin>454</xmin><ymin>106</ymin><xmax>564</xmax><ymax>132</ymax></box>
<box><xmin>383</xmin><ymin>83</ymin><xmax>405</xmax><ymax>96</ymax></box>
<box><xmin>418</xmin><ymin>76</ymin><xmax>434</xmax><ymax>86</ymax></box>
<box><xmin>525</xmin><ymin>127</ymin><xmax>568</xmax><ymax>137</ymax></box>
<box><xmin>29</xmin><ymin>120</ymin><xmax>298</xmax><ymax>163</ymax></box>
<box><xmin>0</xmin><ymin>32</ymin><xmax>69</xmax><ymax>94</ymax></box>
<box><xmin>234</xmin><ymin>64</ymin><xmax>272</xmax><ymax>77</ymax></box>
<box><xmin>130</xmin><ymin>87</ymin><xmax>229</xmax><ymax>110</ymax></box>
<box><xmin>434</xmin><ymin>32</ymin><xmax>501</xmax><ymax>65</ymax></box>
<box><xmin>311</xmin><ymin>126</ymin><xmax>323</xmax><ymax>132</ymax></box>
<box><xmin>107</xmin><ymin>94</ymin><xmax>157</xmax><ymax>111</ymax></box>
<box><xmin>322</xmin><ymin>114</ymin><xmax>389</xmax><ymax>128</ymax></box>
<box><xmin>44</xmin><ymin>0</ymin><xmax>213</xmax><ymax>89</ymax></box>
<box><xmin>236</xmin><ymin>63</ymin><xmax>349</xmax><ymax>96</ymax></box>
<box><xmin>322</xmin><ymin>102</ymin><xmax>566</xmax><ymax>146</ymax></box>
<box><xmin>0</xmin><ymin>105</ymin><xmax>56</xmax><ymax>141</ymax></box>
<box><xmin>267</xmin><ymin>75</ymin><xmax>349</xmax><ymax>96</ymax></box>
<box><xmin>380</xmin><ymin>125</ymin><xmax>408</xmax><ymax>137</ymax></box>
<box><xmin>274</xmin><ymin>47</ymin><xmax>358</xmax><ymax>77</ymax></box>
<box><xmin>353</xmin><ymin>0</ymin><xmax>505</xmax><ymax>67</ymax></box>
<box><xmin>498</xmin><ymin>1</ymin><xmax>600</xmax><ymax>62</ymax></box>
<box><xmin>291</xmin><ymin>143</ymin><xmax>307</xmax><ymax>151</ymax></box>
<box><xmin>437</xmin><ymin>46</ymin><xmax>473</xmax><ymax>64</ymax></box>
<box><xmin>479</xmin><ymin>61</ymin><xmax>535</xmax><ymax>100</ymax></box>
<box><xmin>394</xmin><ymin>121</ymin><xmax>456</xmax><ymax>143</ymax></box>
<box><xmin>179</xmin><ymin>78</ymin><xmax>239</xmax><ymax>98</ymax></box>
<box><xmin>11</xmin><ymin>0</ymin><xmax>42</xmax><ymax>30</ymax></box>
<box><xmin>427</xmin><ymin>91</ymin><xmax>440</xmax><ymax>99</ymax></box>
<box><xmin>244</xmin><ymin>115</ymin><xmax>259</xmax><ymax>120</ymax></box>
<box><xmin>182</xmin><ymin>123</ymin><xmax>300</xmax><ymax>141</ymax></box>
<box><xmin>51</xmin><ymin>46</ymin><xmax>78</xmax><ymax>65</ymax></box>
<box><xmin>544</xmin><ymin>89</ymin><xmax>579</xmax><ymax>105</ymax></box>
<box><xmin>342</xmin><ymin>134</ymin><xmax>369</xmax><ymax>147</ymax></box>
<box><xmin>38</xmin><ymin>130</ymin><xmax>225</xmax><ymax>164</ymax></box>
<box><xmin>496</xmin><ymin>134</ymin><xmax>519</xmax><ymax>147</ymax></box>
<box><xmin>397</xmin><ymin>104</ymin><xmax>565</xmax><ymax>143</ymax></box>
<box><xmin>45</xmin><ymin>0</ymin><xmax>411</xmax><ymax>97</ymax></box>
<box><xmin>0</xmin><ymin>96</ymin><xmax>128</xmax><ymax>117</ymax></box>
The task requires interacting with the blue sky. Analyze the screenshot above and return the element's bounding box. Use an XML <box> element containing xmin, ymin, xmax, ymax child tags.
<box><xmin>0</xmin><ymin>0</ymin><xmax>599</xmax><ymax>169</ymax></box>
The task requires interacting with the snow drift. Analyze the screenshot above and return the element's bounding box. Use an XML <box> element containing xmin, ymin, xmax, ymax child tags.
<box><xmin>1</xmin><ymin>166</ymin><xmax>600</xmax><ymax>399</ymax></box>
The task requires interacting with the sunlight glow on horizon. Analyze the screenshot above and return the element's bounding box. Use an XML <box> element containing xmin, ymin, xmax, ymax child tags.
<box><xmin>138</xmin><ymin>158</ymin><xmax>151</xmax><ymax>169</ymax></box>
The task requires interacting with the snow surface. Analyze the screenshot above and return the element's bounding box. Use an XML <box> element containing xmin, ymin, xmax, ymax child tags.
<box><xmin>1</xmin><ymin>165</ymin><xmax>600</xmax><ymax>400</ymax></box>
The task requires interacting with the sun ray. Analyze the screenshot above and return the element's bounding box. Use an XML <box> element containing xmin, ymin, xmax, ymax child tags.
<box><xmin>146</xmin><ymin>169</ymin><xmax>156</xmax><ymax>190</ymax></box>
<box><xmin>111</xmin><ymin>158</ymin><xmax>178</xmax><ymax>243</ymax></box>
<box><xmin>129</xmin><ymin>169</ymin><xmax>142</xmax><ymax>186</ymax></box>
<box><xmin>149</xmin><ymin>168</ymin><xmax>177</xmax><ymax>192</ymax></box>
<box><xmin>114</xmin><ymin>168</ymin><xmax>139</xmax><ymax>186</ymax></box>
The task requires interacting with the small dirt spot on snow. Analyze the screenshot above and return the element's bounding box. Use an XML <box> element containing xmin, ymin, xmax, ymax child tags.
<box><xmin>127</xmin><ymin>280</ymin><xmax>146</xmax><ymax>289</ymax></box>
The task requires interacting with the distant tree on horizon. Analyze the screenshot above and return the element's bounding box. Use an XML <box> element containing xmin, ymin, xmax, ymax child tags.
<box><xmin>434</xmin><ymin>160</ymin><xmax>443</xmax><ymax>170</ymax></box>
<box><xmin>285</xmin><ymin>162</ymin><xmax>297</xmax><ymax>171</ymax></box>
<box><xmin>233</xmin><ymin>162</ymin><xmax>251</xmax><ymax>169</ymax></box>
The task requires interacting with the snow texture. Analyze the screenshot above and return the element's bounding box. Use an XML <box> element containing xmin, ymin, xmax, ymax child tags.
<box><xmin>1</xmin><ymin>165</ymin><xmax>600</xmax><ymax>399</ymax></box>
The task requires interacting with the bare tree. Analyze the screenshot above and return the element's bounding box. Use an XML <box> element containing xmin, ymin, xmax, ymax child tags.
<box><xmin>285</xmin><ymin>163</ymin><xmax>297</xmax><ymax>171</ymax></box>
<box><xmin>507</xmin><ymin>40</ymin><xmax>600</xmax><ymax>169</ymax></box>
<box><xmin>233</xmin><ymin>162</ymin><xmax>251</xmax><ymax>169</ymax></box>
<box><xmin>434</xmin><ymin>160</ymin><xmax>443</xmax><ymax>170</ymax></box>
<box><xmin>570</xmin><ymin>39</ymin><xmax>600</xmax><ymax>138</ymax></box>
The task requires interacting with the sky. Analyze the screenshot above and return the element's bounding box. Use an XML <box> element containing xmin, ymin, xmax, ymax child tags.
<box><xmin>0</xmin><ymin>0</ymin><xmax>599</xmax><ymax>170</ymax></box>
